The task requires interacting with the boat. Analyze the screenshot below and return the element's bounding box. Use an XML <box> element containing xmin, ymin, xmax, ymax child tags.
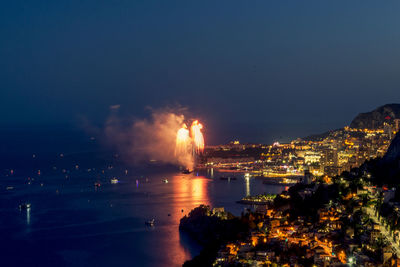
<box><xmin>182</xmin><ymin>169</ymin><xmax>192</xmax><ymax>174</ymax></box>
<box><xmin>19</xmin><ymin>203</ymin><xmax>31</xmax><ymax>210</ymax></box>
<box><xmin>145</xmin><ymin>219</ymin><xmax>155</xmax><ymax>226</ymax></box>
<box><xmin>162</xmin><ymin>179</ymin><xmax>169</xmax><ymax>183</ymax></box>
<box><xmin>110</xmin><ymin>177</ymin><xmax>119</xmax><ymax>184</ymax></box>
<box><xmin>94</xmin><ymin>182</ymin><xmax>101</xmax><ymax>187</ymax></box>
<box><xmin>262</xmin><ymin>177</ymin><xmax>298</xmax><ymax>186</ymax></box>
<box><xmin>220</xmin><ymin>176</ymin><xmax>237</xmax><ymax>181</ymax></box>
<box><xmin>6</xmin><ymin>186</ymin><xmax>14</xmax><ymax>190</ymax></box>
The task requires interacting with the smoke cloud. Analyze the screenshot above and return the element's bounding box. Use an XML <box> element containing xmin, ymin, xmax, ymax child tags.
<box><xmin>104</xmin><ymin>107</ymin><xmax>194</xmax><ymax>169</ymax></box>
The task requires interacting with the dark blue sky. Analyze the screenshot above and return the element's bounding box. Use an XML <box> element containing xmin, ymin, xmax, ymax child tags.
<box><xmin>1</xmin><ymin>1</ymin><xmax>400</xmax><ymax>143</ymax></box>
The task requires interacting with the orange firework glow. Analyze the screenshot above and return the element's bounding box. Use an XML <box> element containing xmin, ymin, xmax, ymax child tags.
<box><xmin>175</xmin><ymin>120</ymin><xmax>205</xmax><ymax>169</ymax></box>
<box><xmin>190</xmin><ymin>120</ymin><xmax>204</xmax><ymax>154</ymax></box>
<box><xmin>175</xmin><ymin>124</ymin><xmax>190</xmax><ymax>155</ymax></box>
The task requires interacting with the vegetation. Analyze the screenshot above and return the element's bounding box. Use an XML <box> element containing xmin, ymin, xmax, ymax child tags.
<box><xmin>180</xmin><ymin>205</ymin><xmax>250</xmax><ymax>267</ymax></box>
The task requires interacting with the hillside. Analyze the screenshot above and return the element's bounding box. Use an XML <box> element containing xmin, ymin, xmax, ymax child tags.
<box><xmin>361</xmin><ymin>131</ymin><xmax>400</xmax><ymax>186</ymax></box>
<box><xmin>384</xmin><ymin>130</ymin><xmax>400</xmax><ymax>162</ymax></box>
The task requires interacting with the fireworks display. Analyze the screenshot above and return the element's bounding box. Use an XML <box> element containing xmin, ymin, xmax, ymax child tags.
<box><xmin>190</xmin><ymin>120</ymin><xmax>205</xmax><ymax>154</ymax></box>
<box><xmin>175</xmin><ymin>123</ymin><xmax>190</xmax><ymax>156</ymax></box>
<box><xmin>103</xmin><ymin>107</ymin><xmax>204</xmax><ymax>170</ymax></box>
<box><xmin>175</xmin><ymin>120</ymin><xmax>205</xmax><ymax>169</ymax></box>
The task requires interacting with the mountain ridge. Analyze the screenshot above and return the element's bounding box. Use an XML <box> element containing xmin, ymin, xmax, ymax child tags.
<box><xmin>349</xmin><ymin>103</ymin><xmax>400</xmax><ymax>129</ymax></box>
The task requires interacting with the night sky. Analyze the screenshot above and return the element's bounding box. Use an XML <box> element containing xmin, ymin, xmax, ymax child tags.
<box><xmin>1</xmin><ymin>1</ymin><xmax>400</xmax><ymax>143</ymax></box>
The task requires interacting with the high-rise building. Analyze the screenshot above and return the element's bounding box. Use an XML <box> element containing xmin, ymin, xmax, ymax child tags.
<box><xmin>384</xmin><ymin>122</ymin><xmax>393</xmax><ymax>139</ymax></box>
<box><xmin>394</xmin><ymin>119</ymin><xmax>400</xmax><ymax>132</ymax></box>
<box><xmin>322</xmin><ymin>148</ymin><xmax>338</xmax><ymax>167</ymax></box>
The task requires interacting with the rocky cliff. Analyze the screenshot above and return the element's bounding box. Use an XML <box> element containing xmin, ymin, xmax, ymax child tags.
<box><xmin>383</xmin><ymin>131</ymin><xmax>400</xmax><ymax>163</ymax></box>
<box><xmin>364</xmin><ymin>131</ymin><xmax>400</xmax><ymax>185</ymax></box>
<box><xmin>350</xmin><ymin>104</ymin><xmax>400</xmax><ymax>129</ymax></box>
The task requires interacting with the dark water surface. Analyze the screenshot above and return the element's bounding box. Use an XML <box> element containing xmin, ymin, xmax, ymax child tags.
<box><xmin>0</xmin><ymin>129</ymin><xmax>284</xmax><ymax>267</ymax></box>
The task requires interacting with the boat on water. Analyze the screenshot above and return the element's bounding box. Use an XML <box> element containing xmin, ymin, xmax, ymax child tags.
<box><xmin>220</xmin><ymin>176</ymin><xmax>237</xmax><ymax>181</ymax></box>
<box><xmin>94</xmin><ymin>182</ymin><xmax>101</xmax><ymax>187</ymax></box>
<box><xmin>262</xmin><ymin>177</ymin><xmax>298</xmax><ymax>186</ymax></box>
<box><xmin>182</xmin><ymin>169</ymin><xmax>192</xmax><ymax>174</ymax></box>
<box><xmin>145</xmin><ymin>219</ymin><xmax>155</xmax><ymax>226</ymax></box>
<box><xmin>6</xmin><ymin>186</ymin><xmax>14</xmax><ymax>190</ymax></box>
<box><xmin>110</xmin><ymin>177</ymin><xmax>119</xmax><ymax>184</ymax></box>
<box><xmin>19</xmin><ymin>203</ymin><xmax>31</xmax><ymax>210</ymax></box>
<box><xmin>162</xmin><ymin>179</ymin><xmax>169</xmax><ymax>183</ymax></box>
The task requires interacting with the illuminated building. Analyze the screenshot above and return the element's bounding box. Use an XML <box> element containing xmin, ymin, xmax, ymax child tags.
<box><xmin>304</xmin><ymin>151</ymin><xmax>321</xmax><ymax>164</ymax></box>
<box><xmin>395</xmin><ymin>119</ymin><xmax>400</xmax><ymax>132</ymax></box>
